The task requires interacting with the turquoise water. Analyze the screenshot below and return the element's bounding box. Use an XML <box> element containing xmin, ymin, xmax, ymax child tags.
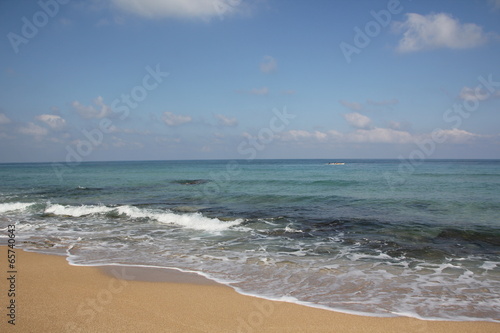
<box><xmin>0</xmin><ymin>159</ymin><xmax>499</xmax><ymax>321</ymax></box>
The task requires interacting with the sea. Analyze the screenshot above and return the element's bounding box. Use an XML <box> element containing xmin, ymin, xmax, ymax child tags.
<box><xmin>0</xmin><ymin>159</ymin><xmax>499</xmax><ymax>322</ymax></box>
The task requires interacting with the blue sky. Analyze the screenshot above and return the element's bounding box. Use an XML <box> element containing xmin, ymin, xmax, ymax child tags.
<box><xmin>1</xmin><ymin>0</ymin><xmax>500</xmax><ymax>163</ymax></box>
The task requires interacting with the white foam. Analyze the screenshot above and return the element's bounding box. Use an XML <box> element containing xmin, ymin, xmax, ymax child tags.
<box><xmin>115</xmin><ymin>205</ymin><xmax>149</xmax><ymax>219</ymax></box>
<box><xmin>9</xmin><ymin>202</ymin><xmax>500</xmax><ymax>322</ymax></box>
<box><xmin>45</xmin><ymin>204</ymin><xmax>112</xmax><ymax>217</ymax></box>
<box><xmin>228</xmin><ymin>285</ymin><xmax>397</xmax><ymax>318</ymax></box>
<box><xmin>42</xmin><ymin>203</ymin><xmax>242</xmax><ymax>232</ymax></box>
<box><xmin>0</xmin><ymin>202</ymin><xmax>34</xmax><ymax>213</ymax></box>
<box><xmin>347</xmin><ymin>251</ymin><xmax>392</xmax><ymax>261</ymax></box>
<box><xmin>15</xmin><ymin>223</ymin><xmax>37</xmax><ymax>231</ymax></box>
<box><xmin>116</xmin><ymin>205</ymin><xmax>241</xmax><ymax>232</ymax></box>
<box><xmin>157</xmin><ymin>212</ymin><xmax>242</xmax><ymax>232</ymax></box>
<box><xmin>285</xmin><ymin>225</ymin><xmax>303</xmax><ymax>233</ymax></box>
<box><xmin>63</xmin><ymin>259</ymin><xmax>239</xmax><ymax>285</ymax></box>
<box><xmin>259</xmin><ymin>218</ymin><xmax>279</xmax><ymax>226</ymax></box>
<box><xmin>480</xmin><ymin>261</ymin><xmax>498</xmax><ymax>271</ymax></box>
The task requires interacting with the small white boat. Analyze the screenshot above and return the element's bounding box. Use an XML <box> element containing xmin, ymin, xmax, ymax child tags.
<box><xmin>327</xmin><ymin>162</ymin><xmax>345</xmax><ymax>165</ymax></box>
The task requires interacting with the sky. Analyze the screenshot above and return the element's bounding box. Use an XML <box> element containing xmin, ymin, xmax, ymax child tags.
<box><xmin>1</xmin><ymin>0</ymin><xmax>500</xmax><ymax>163</ymax></box>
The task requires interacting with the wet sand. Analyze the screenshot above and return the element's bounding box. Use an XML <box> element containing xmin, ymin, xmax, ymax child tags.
<box><xmin>0</xmin><ymin>246</ymin><xmax>498</xmax><ymax>332</ymax></box>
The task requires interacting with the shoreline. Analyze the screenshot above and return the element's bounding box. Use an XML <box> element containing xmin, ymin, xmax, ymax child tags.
<box><xmin>63</xmin><ymin>251</ymin><xmax>500</xmax><ymax>323</ymax></box>
<box><xmin>1</xmin><ymin>246</ymin><xmax>499</xmax><ymax>332</ymax></box>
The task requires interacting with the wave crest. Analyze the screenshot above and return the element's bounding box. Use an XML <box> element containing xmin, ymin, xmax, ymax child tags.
<box><xmin>40</xmin><ymin>203</ymin><xmax>240</xmax><ymax>232</ymax></box>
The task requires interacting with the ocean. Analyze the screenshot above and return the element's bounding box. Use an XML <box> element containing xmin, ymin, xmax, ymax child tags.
<box><xmin>0</xmin><ymin>159</ymin><xmax>499</xmax><ymax>321</ymax></box>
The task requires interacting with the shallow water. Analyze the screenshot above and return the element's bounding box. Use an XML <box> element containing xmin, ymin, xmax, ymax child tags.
<box><xmin>1</xmin><ymin>159</ymin><xmax>499</xmax><ymax>321</ymax></box>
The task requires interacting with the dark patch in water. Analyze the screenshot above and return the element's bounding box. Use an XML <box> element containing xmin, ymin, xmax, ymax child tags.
<box><xmin>308</xmin><ymin>218</ymin><xmax>385</xmax><ymax>235</ymax></box>
<box><xmin>437</xmin><ymin>228</ymin><xmax>500</xmax><ymax>246</ymax></box>
<box><xmin>386</xmin><ymin>246</ymin><xmax>449</xmax><ymax>260</ymax></box>
<box><xmin>75</xmin><ymin>187</ymin><xmax>103</xmax><ymax>191</ymax></box>
<box><xmin>310</xmin><ymin>180</ymin><xmax>359</xmax><ymax>187</ymax></box>
<box><xmin>300</xmin><ymin>219</ymin><xmax>488</xmax><ymax>260</ymax></box>
<box><xmin>171</xmin><ymin>179</ymin><xmax>210</xmax><ymax>185</ymax></box>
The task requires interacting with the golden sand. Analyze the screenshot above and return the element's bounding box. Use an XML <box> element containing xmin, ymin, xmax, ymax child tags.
<box><xmin>0</xmin><ymin>247</ymin><xmax>498</xmax><ymax>332</ymax></box>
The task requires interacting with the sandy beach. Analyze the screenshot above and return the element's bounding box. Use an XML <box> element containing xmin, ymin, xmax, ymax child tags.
<box><xmin>0</xmin><ymin>246</ymin><xmax>498</xmax><ymax>333</ymax></box>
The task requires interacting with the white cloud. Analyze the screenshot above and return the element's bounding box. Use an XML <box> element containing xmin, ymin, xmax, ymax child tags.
<box><xmin>394</xmin><ymin>13</ymin><xmax>489</xmax><ymax>52</ymax></box>
<box><xmin>215</xmin><ymin>114</ymin><xmax>238</xmax><ymax>127</ymax></box>
<box><xmin>250</xmin><ymin>87</ymin><xmax>269</xmax><ymax>95</ymax></box>
<box><xmin>162</xmin><ymin>112</ymin><xmax>192</xmax><ymax>126</ymax></box>
<box><xmin>276</xmin><ymin>126</ymin><xmax>483</xmax><ymax>146</ymax></box>
<box><xmin>346</xmin><ymin>128</ymin><xmax>413</xmax><ymax>144</ymax></box>
<box><xmin>284</xmin><ymin>130</ymin><xmax>329</xmax><ymax>142</ymax></box>
<box><xmin>367</xmin><ymin>99</ymin><xmax>399</xmax><ymax>106</ymax></box>
<box><xmin>36</xmin><ymin>114</ymin><xmax>66</xmax><ymax>130</ymax></box>
<box><xmin>432</xmin><ymin>128</ymin><xmax>478</xmax><ymax>143</ymax></box>
<box><xmin>237</xmin><ymin>87</ymin><xmax>270</xmax><ymax>95</ymax></box>
<box><xmin>107</xmin><ymin>125</ymin><xmax>151</xmax><ymax>135</ymax></box>
<box><xmin>286</xmin><ymin>130</ymin><xmax>312</xmax><ymax>139</ymax></box>
<box><xmin>72</xmin><ymin>96</ymin><xmax>113</xmax><ymax>119</ymax></box>
<box><xmin>0</xmin><ymin>113</ymin><xmax>11</xmax><ymax>124</ymax></box>
<box><xmin>489</xmin><ymin>0</ymin><xmax>500</xmax><ymax>10</ymax></box>
<box><xmin>388</xmin><ymin>121</ymin><xmax>411</xmax><ymax>131</ymax></box>
<box><xmin>201</xmin><ymin>145</ymin><xmax>213</xmax><ymax>152</ymax></box>
<box><xmin>110</xmin><ymin>0</ymin><xmax>243</xmax><ymax>19</ymax></box>
<box><xmin>458</xmin><ymin>86</ymin><xmax>490</xmax><ymax>102</ymax></box>
<box><xmin>344</xmin><ymin>112</ymin><xmax>372</xmax><ymax>129</ymax></box>
<box><xmin>155</xmin><ymin>136</ymin><xmax>182</xmax><ymax>145</ymax></box>
<box><xmin>111</xmin><ymin>136</ymin><xmax>144</xmax><ymax>148</ymax></box>
<box><xmin>241</xmin><ymin>131</ymin><xmax>252</xmax><ymax>139</ymax></box>
<box><xmin>339</xmin><ymin>100</ymin><xmax>363</xmax><ymax>111</ymax></box>
<box><xmin>18</xmin><ymin>122</ymin><xmax>48</xmax><ymax>137</ymax></box>
<box><xmin>278</xmin><ymin>127</ymin><xmax>413</xmax><ymax>144</ymax></box>
<box><xmin>260</xmin><ymin>56</ymin><xmax>277</xmax><ymax>73</ymax></box>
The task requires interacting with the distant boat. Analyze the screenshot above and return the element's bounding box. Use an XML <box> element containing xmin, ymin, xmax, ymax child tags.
<box><xmin>327</xmin><ymin>162</ymin><xmax>345</xmax><ymax>165</ymax></box>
